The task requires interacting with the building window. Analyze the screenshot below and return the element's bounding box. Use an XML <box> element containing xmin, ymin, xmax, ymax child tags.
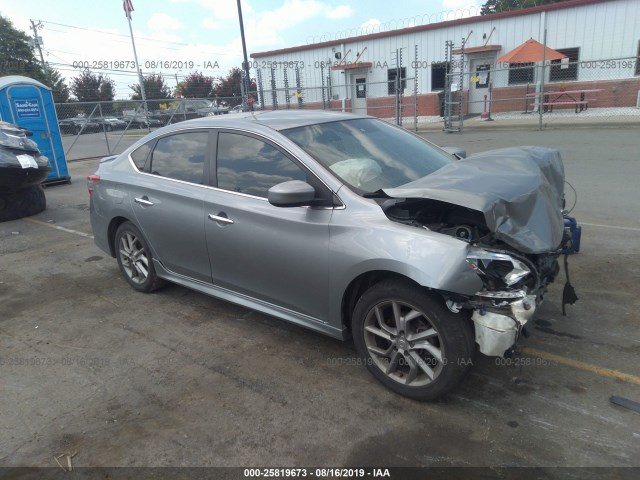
<box><xmin>508</xmin><ymin>62</ymin><xmax>535</xmax><ymax>85</ymax></box>
<box><xmin>635</xmin><ymin>40</ymin><xmax>640</xmax><ymax>76</ymax></box>
<box><xmin>388</xmin><ymin>67</ymin><xmax>406</xmax><ymax>95</ymax></box>
<box><xmin>431</xmin><ymin>62</ymin><xmax>450</xmax><ymax>91</ymax></box>
<box><xmin>549</xmin><ymin>47</ymin><xmax>579</xmax><ymax>82</ymax></box>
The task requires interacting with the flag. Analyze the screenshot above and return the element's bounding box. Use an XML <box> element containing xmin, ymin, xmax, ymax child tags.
<box><xmin>123</xmin><ymin>0</ymin><xmax>134</xmax><ymax>20</ymax></box>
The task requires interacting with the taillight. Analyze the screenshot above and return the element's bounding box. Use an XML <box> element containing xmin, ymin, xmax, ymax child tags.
<box><xmin>87</xmin><ymin>174</ymin><xmax>100</xmax><ymax>195</ymax></box>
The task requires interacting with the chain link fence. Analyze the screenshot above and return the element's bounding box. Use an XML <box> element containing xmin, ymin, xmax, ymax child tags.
<box><xmin>442</xmin><ymin>56</ymin><xmax>640</xmax><ymax>131</ymax></box>
<box><xmin>54</xmin><ymin>54</ymin><xmax>639</xmax><ymax>161</ymax></box>
<box><xmin>55</xmin><ymin>79</ymin><xmax>418</xmax><ymax>161</ymax></box>
<box><xmin>56</xmin><ymin>96</ymin><xmax>248</xmax><ymax>160</ymax></box>
<box><xmin>255</xmin><ymin>77</ymin><xmax>418</xmax><ymax>126</ymax></box>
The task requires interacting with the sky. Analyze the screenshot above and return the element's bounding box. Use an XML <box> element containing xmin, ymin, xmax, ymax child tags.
<box><xmin>0</xmin><ymin>0</ymin><xmax>481</xmax><ymax>99</ymax></box>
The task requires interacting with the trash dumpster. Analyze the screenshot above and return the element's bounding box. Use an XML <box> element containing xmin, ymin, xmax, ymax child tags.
<box><xmin>0</xmin><ymin>75</ymin><xmax>70</xmax><ymax>185</ymax></box>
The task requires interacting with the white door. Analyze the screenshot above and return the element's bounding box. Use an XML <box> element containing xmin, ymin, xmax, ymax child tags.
<box><xmin>468</xmin><ymin>58</ymin><xmax>492</xmax><ymax>114</ymax></box>
<box><xmin>352</xmin><ymin>75</ymin><xmax>367</xmax><ymax>114</ymax></box>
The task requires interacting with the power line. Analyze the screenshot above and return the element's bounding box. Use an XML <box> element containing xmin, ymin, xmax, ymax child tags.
<box><xmin>37</xmin><ymin>19</ymin><xmax>237</xmax><ymax>56</ymax></box>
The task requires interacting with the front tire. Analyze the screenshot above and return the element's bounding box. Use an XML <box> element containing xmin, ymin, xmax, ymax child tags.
<box><xmin>352</xmin><ymin>279</ymin><xmax>475</xmax><ymax>401</ymax></box>
<box><xmin>114</xmin><ymin>222</ymin><xmax>165</xmax><ymax>293</ymax></box>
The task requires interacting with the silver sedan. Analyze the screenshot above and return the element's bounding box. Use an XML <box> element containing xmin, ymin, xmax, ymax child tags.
<box><xmin>88</xmin><ymin>110</ymin><xmax>574</xmax><ymax>400</ymax></box>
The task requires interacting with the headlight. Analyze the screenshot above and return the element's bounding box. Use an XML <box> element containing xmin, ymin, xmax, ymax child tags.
<box><xmin>466</xmin><ymin>247</ymin><xmax>530</xmax><ymax>289</ymax></box>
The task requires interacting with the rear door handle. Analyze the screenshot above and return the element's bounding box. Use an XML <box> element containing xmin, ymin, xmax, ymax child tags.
<box><xmin>134</xmin><ymin>197</ymin><xmax>154</xmax><ymax>206</ymax></box>
<box><xmin>208</xmin><ymin>213</ymin><xmax>234</xmax><ymax>224</ymax></box>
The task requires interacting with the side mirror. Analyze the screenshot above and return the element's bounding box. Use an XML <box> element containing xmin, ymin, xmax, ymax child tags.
<box><xmin>441</xmin><ymin>146</ymin><xmax>466</xmax><ymax>159</ymax></box>
<box><xmin>268</xmin><ymin>180</ymin><xmax>316</xmax><ymax>207</ymax></box>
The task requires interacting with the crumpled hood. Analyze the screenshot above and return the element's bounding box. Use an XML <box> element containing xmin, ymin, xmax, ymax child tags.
<box><xmin>383</xmin><ymin>146</ymin><xmax>565</xmax><ymax>254</ymax></box>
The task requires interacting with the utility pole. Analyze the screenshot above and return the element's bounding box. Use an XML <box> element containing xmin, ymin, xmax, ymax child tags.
<box><xmin>124</xmin><ymin>11</ymin><xmax>150</xmax><ymax>132</ymax></box>
<box><xmin>236</xmin><ymin>0</ymin><xmax>253</xmax><ymax>110</ymax></box>
<box><xmin>30</xmin><ymin>20</ymin><xmax>46</xmax><ymax>66</ymax></box>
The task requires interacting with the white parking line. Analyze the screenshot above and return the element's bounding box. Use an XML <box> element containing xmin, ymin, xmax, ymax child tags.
<box><xmin>580</xmin><ymin>222</ymin><xmax>640</xmax><ymax>233</ymax></box>
<box><xmin>25</xmin><ymin>218</ymin><xmax>94</xmax><ymax>239</ymax></box>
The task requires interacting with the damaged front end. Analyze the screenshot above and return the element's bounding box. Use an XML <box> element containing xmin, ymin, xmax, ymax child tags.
<box><xmin>454</xmin><ymin>246</ymin><xmax>552</xmax><ymax>357</ymax></box>
<box><xmin>382</xmin><ymin>146</ymin><xmax>578</xmax><ymax>357</ymax></box>
<box><xmin>439</xmin><ymin>241</ymin><xmax>566</xmax><ymax>357</ymax></box>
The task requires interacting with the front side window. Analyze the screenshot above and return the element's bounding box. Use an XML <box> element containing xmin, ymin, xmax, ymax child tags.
<box><xmin>282</xmin><ymin>119</ymin><xmax>452</xmax><ymax>195</ymax></box>
<box><xmin>149</xmin><ymin>131</ymin><xmax>208</xmax><ymax>184</ymax></box>
<box><xmin>216</xmin><ymin>133</ymin><xmax>307</xmax><ymax>198</ymax></box>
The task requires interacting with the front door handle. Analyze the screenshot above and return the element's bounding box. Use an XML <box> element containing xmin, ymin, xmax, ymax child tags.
<box><xmin>134</xmin><ymin>197</ymin><xmax>154</xmax><ymax>206</ymax></box>
<box><xmin>208</xmin><ymin>213</ymin><xmax>234</xmax><ymax>224</ymax></box>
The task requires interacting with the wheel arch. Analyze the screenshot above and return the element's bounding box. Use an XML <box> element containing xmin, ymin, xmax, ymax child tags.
<box><xmin>341</xmin><ymin>271</ymin><xmax>426</xmax><ymax>333</ymax></box>
<box><xmin>107</xmin><ymin>216</ymin><xmax>132</xmax><ymax>257</ymax></box>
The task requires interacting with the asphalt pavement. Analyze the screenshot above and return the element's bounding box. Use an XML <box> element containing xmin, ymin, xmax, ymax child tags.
<box><xmin>1</xmin><ymin>126</ymin><xmax>639</xmax><ymax>474</ymax></box>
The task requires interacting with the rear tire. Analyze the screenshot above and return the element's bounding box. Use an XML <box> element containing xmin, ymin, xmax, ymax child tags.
<box><xmin>0</xmin><ymin>185</ymin><xmax>46</xmax><ymax>222</ymax></box>
<box><xmin>114</xmin><ymin>222</ymin><xmax>165</xmax><ymax>293</ymax></box>
<box><xmin>352</xmin><ymin>279</ymin><xmax>475</xmax><ymax>401</ymax></box>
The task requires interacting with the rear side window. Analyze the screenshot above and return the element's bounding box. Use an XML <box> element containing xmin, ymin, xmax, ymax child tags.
<box><xmin>130</xmin><ymin>142</ymin><xmax>152</xmax><ymax>171</ymax></box>
<box><xmin>216</xmin><ymin>132</ymin><xmax>306</xmax><ymax>197</ymax></box>
<box><xmin>149</xmin><ymin>132</ymin><xmax>208</xmax><ymax>184</ymax></box>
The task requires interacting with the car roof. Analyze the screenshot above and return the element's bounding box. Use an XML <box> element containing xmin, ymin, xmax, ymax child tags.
<box><xmin>159</xmin><ymin>109</ymin><xmax>370</xmax><ymax>132</ymax></box>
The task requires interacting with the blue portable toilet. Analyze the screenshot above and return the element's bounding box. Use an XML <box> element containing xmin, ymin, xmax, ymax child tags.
<box><xmin>0</xmin><ymin>75</ymin><xmax>70</xmax><ymax>184</ymax></box>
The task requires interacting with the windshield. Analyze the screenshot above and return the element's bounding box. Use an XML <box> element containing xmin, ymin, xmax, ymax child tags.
<box><xmin>281</xmin><ymin>118</ymin><xmax>452</xmax><ymax>194</ymax></box>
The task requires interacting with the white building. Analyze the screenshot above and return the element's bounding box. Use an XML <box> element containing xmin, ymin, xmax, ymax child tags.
<box><xmin>250</xmin><ymin>0</ymin><xmax>640</xmax><ymax>116</ymax></box>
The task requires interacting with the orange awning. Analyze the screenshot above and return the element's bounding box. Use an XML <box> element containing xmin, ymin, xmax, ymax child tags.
<box><xmin>497</xmin><ymin>39</ymin><xmax>567</xmax><ymax>63</ymax></box>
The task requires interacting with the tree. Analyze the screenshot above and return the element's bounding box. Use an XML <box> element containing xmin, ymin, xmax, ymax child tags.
<box><xmin>212</xmin><ymin>67</ymin><xmax>257</xmax><ymax>106</ymax></box>
<box><xmin>0</xmin><ymin>15</ymin><xmax>72</xmax><ymax>105</ymax></box>
<box><xmin>70</xmin><ymin>70</ymin><xmax>116</xmax><ymax>102</ymax></box>
<box><xmin>0</xmin><ymin>14</ymin><xmax>44</xmax><ymax>80</ymax></box>
<box><xmin>130</xmin><ymin>73</ymin><xmax>172</xmax><ymax>100</ymax></box>
<box><xmin>130</xmin><ymin>73</ymin><xmax>172</xmax><ymax>110</ymax></box>
<box><xmin>481</xmin><ymin>0</ymin><xmax>568</xmax><ymax>15</ymax></box>
<box><xmin>41</xmin><ymin>65</ymin><xmax>70</xmax><ymax>103</ymax></box>
<box><xmin>175</xmin><ymin>71</ymin><xmax>215</xmax><ymax>98</ymax></box>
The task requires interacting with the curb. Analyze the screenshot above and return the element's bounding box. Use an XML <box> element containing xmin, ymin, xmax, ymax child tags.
<box><xmin>416</xmin><ymin>119</ymin><xmax>640</xmax><ymax>133</ymax></box>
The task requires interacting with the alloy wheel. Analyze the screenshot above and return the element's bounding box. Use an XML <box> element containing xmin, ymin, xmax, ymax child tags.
<box><xmin>363</xmin><ymin>300</ymin><xmax>444</xmax><ymax>387</ymax></box>
<box><xmin>118</xmin><ymin>232</ymin><xmax>149</xmax><ymax>285</ymax></box>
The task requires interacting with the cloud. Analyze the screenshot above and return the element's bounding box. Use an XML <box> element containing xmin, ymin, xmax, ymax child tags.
<box><xmin>442</xmin><ymin>0</ymin><xmax>481</xmax><ymax>13</ymax></box>
<box><xmin>360</xmin><ymin>18</ymin><xmax>381</xmax><ymax>32</ymax></box>
<box><xmin>325</xmin><ymin>5</ymin><xmax>353</xmax><ymax>19</ymax></box>
<box><xmin>201</xmin><ymin>17</ymin><xmax>221</xmax><ymax>29</ymax></box>
<box><xmin>239</xmin><ymin>1</ymin><xmax>325</xmax><ymax>49</ymax></box>
<box><xmin>199</xmin><ymin>0</ymin><xmax>254</xmax><ymax>20</ymax></box>
<box><xmin>147</xmin><ymin>12</ymin><xmax>185</xmax><ymax>31</ymax></box>
<box><xmin>199</xmin><ymin>0</ymin><xmax>353</xmax><ymax>47</ymax></box>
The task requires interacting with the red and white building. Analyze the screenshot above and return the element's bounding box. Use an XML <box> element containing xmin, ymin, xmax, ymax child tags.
<box><xmin>250</xmin><ymin>0</ymin><xmax>640</xmax><ymax>116</ymax></box>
